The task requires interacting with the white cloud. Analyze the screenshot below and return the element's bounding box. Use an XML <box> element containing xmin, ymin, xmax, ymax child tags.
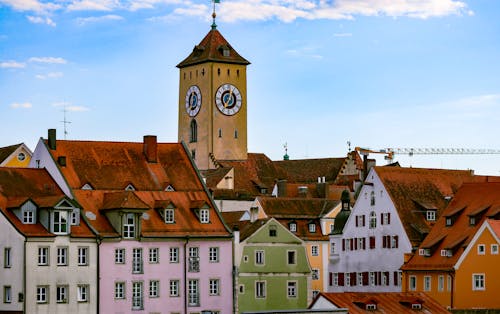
<box><xmin>36</xmin><ymin>71</ymin><xmax>63</xmax><ymax>79</ymax></box>
<box><xmin>286</xmin><ymin>46</ymin><xmax>323</xmax><ymax>59</ymax></box>
<box><xmin>27</xmin><ymin>15</ymin><xmax>56</xmax><ymax>26</ymax></box>
<box><xmin>52</xmin><ymin>101</ymin><xmax>90</xmax><ymax>111</ymax></box>
<box><xmin>0</xmin><ymin>0</ymin><xmax>60</xmax><ymax>13</ymax></box>
<box><xmin>29</xmin><ymin>57</ymin><xmax>67</xmax><ymax>64</ymax></box>
<box><xmin>333</xmin><ymin>32</ymin><xmax>352</xmax><ymax>37</ymax></box>
<box><xmin>0</xmin><ymin>60</ymin><xmax>26</xmax><ymax>68</ymax></box>
<box><xmin>76</xmin><ymin>14</ymin><xmax>124</xmax><ymax>25</ymax></box>
<box><xmin>10</xmin><ymin>102</ymin><xmax>32</xmax><ymax>109</ymax></box>
<box><xmin>67</xmin><ymin>0</ymin><xmax>120</xmax><ymax>11</ymax></box>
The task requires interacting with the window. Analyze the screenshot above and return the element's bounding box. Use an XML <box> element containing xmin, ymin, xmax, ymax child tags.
<box><xmin>255</xmin><ymin>250</ymin><xmax>264</xmax><ymax>265</ymax></box>
<box><xmin>255</xmin><ymin>281</ymin><xmax>266</xmax><ymax>298</ymax></box>
<box><xmin>369</xmin><ymin>211</ymin><xmax>377</xmax><ymax>229</ymax></box>
<box><xmin>239</xmin><ymin>284</ymin><xmax>245</xmax><ymax>294</ymax></box>
<box><xmin>478</xmin><ymin>244</ymin><xmax>485</xmax><ymax>255</ymax></box>
<box><xmin>269</xmin><ymin>225</ymin><xmax>277</xmax><ymax>237</ymax></box>
<box><xmin>37</xmin><ymin>286</ymin><xmax>48</xmax><ymax>303</ymax></box>
<box><xmin>200</xmin><ymin>209</ymin><xmax>209</xmax><ymax>223</ymax></box>
<box><xmin>191</xmin><ymin>149</ymin><xmax>196</xmax><ymax>160</ymax></box>
<box><xmin>53</xmin><ymin>210</ymin><xmax>68</xmax><ymax>234</ymax></box>
<box><xmin>57</xmin><ymin>247</ymin><xmax>68</xmax><ymax>266</ymax></box>
<box><xmin>4</xmin><ymin>248</ymin><xmax>11</xmax><ymax>268</ymax></box>
<box><xmin>309</xmin><ymin>223</ymin><xmax>316</xmax><ymax>233</ymax></box>
<box><xmin>132</xmin><ymin>281</ymin><xmax>144</xmax><ymax>310</ymax></box>
<box><xmin>312</xmin><ymin>290</ymin><xmax>320</xmax><ymax>299</ymax></box>
<box><xmin>312</xmin><ymin>269</ymin><xmax>319</xmax><ymax>280</ymax></box>
<box><xmin>78</xmin><ymin>247</ymin><xmax>88</xmax><ymax>266</ymax></box>
<box><xmin>370</xmin><ymin>191</ymin><xmax>375</xmax><ymax>206</ymax></box>
<box><xmin>56</xmin><ymin>285</ymin><xmax>68</xmax><ymax>303</ymax></box>
<box><xmin>188</xmin><ymin>247</ymin><xmax>200</xmax><ymax>272</ymax></box>
<box><xmin>345</xmin><ymin>273</ymin><xmax>351</xmax><ymax>287</ymax></box>
<box><xmin>333</xmin><ymin>273</ymin><xmax>339</xmax><ymax>286</ymax></box>
<box><xmin>446</xmin><ymin>217</ymin><xmax>452</xmax><ymax>226</ymax></box>
<box><xmin>165</xmin><ymin>208</ymin><xmax>175</xmax><ymax>223</ymax></box>
<box><xmin>287</xmin><ymin>281</ymin><xmax>297</xmax><ymax>298</ymax></box>
<box><xmin>424</xmin><ymin>276</ymin><xmax>431</xmax><ymax>291</ymax></box>
<box><xmin>123</xmin><ymin>213</ymin><xmax>135</xmax><ymax>238</ymax></box>
<box><xmin>3</xmin><ymin>286</ymin><xmax>11</xmax><ymax>303</ymax></box>
<box><xmin>473</xmin><ymin>274</ymin><xmax>485</xmax><ymax>290</ymax></box>
<box><xmin>447</xmin><ymin>275</ymin><xmax>452</xmax><ymax>292</ymax></box>
<box><xmin>358</xmin><ymin>272</ymin><xmax>363</xmax><ymax>286</ymax></box>
<box><xmin>188</xmin><ymin>279</ymin><xmax>199</xmax><ymax>306</ymax></box>
<box><xmin>218</xmin><ymin>128</ymin><xmax>222</xmax><ymax>137</ymax></box>
<box><xmin>149</xmin><ymin>280</ymin><xmax>159</xmax><ymax>298</ymax></box>
<box><xmin>438</xmin><ymin>275</ymin><xmax>444</xmax><ymax>292</ymax></box>
<box><xmin>115</xmin><ymin>282</ymin><xmax>125</xmax><ymax>299</ymax></box>
<box><xmin>469</xmin><ymin>216</ymin><xmax>476</xmax><ymax>226</ymax></box>
<box><xmin>492</xmin><ymin>244</ymin><xmax>499</xmax><ymax>255</ymax></box>
<box><xmin>115</xmin><ymin>248</ymin><xmax>125</xmax><ymax>264</ymax></box>
<box><xmin>289</xmin><ymin>223</ymin><xmax>297</xmax><ymax>232</ymax></box>
<box><xmin>190</xmin><ymin>119</ymin><xmax>197</xmax><ymax>143</ymax></box>
<box><xmin>170</xmin><ymin>247</ymin><xmax>179</xmax><ymax>263</ymax></box>
<box><xmin>287</xmin><ymin>250</ymin><xmax>296</xmax><ymax>265</ymax></box>
<box><xmin>234</xmin><ymin>129</ymin><xmax>238</xmax><ymax>139</ymax></box>
<box><xmin>391</xmin><ymin>235</ymin><xmax>399</xmax><ymax>248</ymax></box>
<box><xmin>369</xmin><ymin>272</ymin><xmax>375</xmax><ymax>286</ymax></box>
<box><xmin>426</xmin><ymin>210</ymin><xmax>436</xmax><ymax>221</ymax></box>
<box><xmin>409</xmin><ymin>276</ymin><xmax>417</xmax><ymax>291</ymax></box>
<box><xmin>132</xmin><ymin>248</ymin><xmax>143</xmax><ymax>274</ymax></box>
<box><xmin>355</xmin><ymin>215</ymin><xmax>365</xmax><ymax>227</ymax></box>
<box><xmin>311</xmin><ymin>245</ymin><xmax>319</xmax><ymax>256</ymax></box>
<box><xmin>381</xmin><ymin>212</ymin><xmax>390</xmax><ymax>225</ymax></box>
<box><xmin>209</xmin><ymin>247</ymin><xmax>219</xmax><ymax>263</ymax></box>
<box><xmin>209</xmin><ymin>279</ymin><xmax>220</xmax><ymax>295</ymax></box>
<box><xmin>77</xmin><ymin>285</ymin><xmax>89</xmax><ymax>302</ymax></box>
<box><xmin>149</xmin><ymin>248</ymin><xmax>159</xmax><ymax>264</ymax></box>
<box><xmin>70</xmin><ymin>209</ymin><xmax>79</xmax><ymax>225</ymax></box>
<box><xmin>23</xmin><ymin>208</ymin><xmax>35</xmax><ymax>224</ymax></box>
<box><xmin>38</xmin><ymin>247</ymin><xmax>49</xmax><ymax>265</ymax></box>
<box><xmin>169</xmin><ymin>280</ymin><xmax>179</xmax><ymax>297</ymax></box>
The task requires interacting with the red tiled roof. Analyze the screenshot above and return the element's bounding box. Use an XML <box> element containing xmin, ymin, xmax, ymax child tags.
<box><xmin>177</xmin><ymin>28</ymin><xmax>250</xmax><ymax>68</ymax></box>
<box><xmin>402</xmin><ymin>182</ymin><xmax>500</xmax><ymax>271</ymax></box>
<box><xmin>276</xmin><ymin>218</ymin><xmax>328</xmax><ymax>241</ymax></box>
<box><xmin>312</xmin><ymin>292</ymin><xmax>450</xmax><ymax>313</ymax></box>
<box><xmin>374</xmin><ymin>167</ymin><xmax>488</xmax><ymax>248</ymax></box>
<box><xmin>0</xmin><ymin>167</ymin><xmax>94</xmax><ymax>238</ymax></box>
<box><xmin>274</xmin><ymin>157</ymin><xmax>345</xmax><ymax>184</ymax></box>
<box><xmin>488</xmin><ymin>219</ymin><xmax>500</xmax><ymax>238</ymax></box>
<box><xmin>45</xmin><ymin>140</ymin><xmax>204</xmax><ymax>191</ymax></box>
<box><xmin>257</xmin><ymin>196</ymin><xmax>340</xmax><ymax>219</ymax></box>
<box><xmin>101</xmin><ymin>191</ymin><xmax>150</xmax><ymax>211</ymax></box>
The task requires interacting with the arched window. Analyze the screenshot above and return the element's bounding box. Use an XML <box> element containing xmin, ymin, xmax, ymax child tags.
<box><xmin>190</xmin><ymin>119</ymin><xmax>197</xmax><ymax>143</ymax></box>
<box><xmin>370</xmin><ymin>191</ymin><xmax>375</xmax><ymax>206</ymax></box>
<box><xmin>369</xmin><ymin>211</ymin><xmax>377</xmax><ymax>229</ymax></box>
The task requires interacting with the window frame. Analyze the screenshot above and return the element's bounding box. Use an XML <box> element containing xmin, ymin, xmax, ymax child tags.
<box><xmin>149</xmin><ymin>248</ymin><xmax>159</xmax><ymax>264</ymax></box>
<box><xmin>56</xmin><ymin>285</ymin><xmax>68</xmax><ymax>303</ymax></box>
<box><xmin>169</xmin><ymin>280</ymin><xmax>180</xmax><ymax>297</ymax></box>
<box><xmin>426</xmin><ymin>210</ymin><xmax>436</xmax><ymax>221</ymax></box>
<box><xmin>491</xmin><ymin>244</ymin><xmax>499</xmax><ymax>255</ymax></box>
<box><xmin>472</xmin><ymin>273</ymin><xmax>485</xmax><ymax>291</ymax></box>
<box><xmin>164</xmin><ymin>208</ymin><xmax>175</xmax><ymax>223</ymax></box>
<box><xmin>169</xmin><ymin>247</ymin><xmax>179</xmax><ymax>263</ymax></box>
<box><xmin>4</xmin><ymin>247</ymin><xmax>11</xmax><ymax>268</ymax></box>
<box><xmin>57</xmin><ymin>247</ymin><xmax>68</xmax><ymax>266</ymax></box>
<box><xmin>409</xmin><ymin>275</ymin><xmax>417</xmax><ymax>291</ymax></box>
<box><xmin>369</xmin><ymin>211</ymin><xmax>377</xmax><ymax>229</ymax></box>
<box><xmin>3</xmin><ymin>286</ymin><xmax>11</xmax><ymax>304</ymax></box>
<box><xmin>149</xmin><ymin>280</ymin><xmax>159</xmax><ymax>298</ymax></box>
<box><xmin>255</xmin><ymin>250</ymin><xmax>264</xmax><ymax>265</ymax></box>
<box><xmin>78</xmin><ymin>247</ymin><xmax>88</xmax><ymax>266</ymax></box>
<box><xmin>311</xmin><ymin>245</ymin><xmax>319</xmax><ymax>256</ymax></box>
<box><xmin>187</xmin><ymin>279</ymin><xmax>199</xmax><ymax>307</ymax></box>
<box><xmin>36</xmin><ymin>286</ymin><xmax>48</xmax><ymax>304</ymax></box>
<box><xmin>287</xmin><ymin>250</ymin><xmax>297</xmax><ymax>265</ymax></box>
<box><xmin>115</xmin><ymin>248</ymin><xmax>125</xmax><ymax>264</ymax></box>
<box><xmin>477</xmin><ymin>244</ymin><xmax>486</xmax><ymax>255</ymax></box>
<box><xmin>132</xmin><ymin>281</ymin><xmax>144</xmax><ymax>310</ymax></box>
<box><xmin>312</xmin><ymin>269</ymin><xmax>320</xmax><ymax>280</ymax></box>
<box><xmin>53</xmin><ymin>210</ymin><xmax>69</xmax><ymax>234</ymax></box>
<box><xmin>77</xmin><ymin>284</ymin><xmax>89</xmax><ymax>302</ymax></box>
<box><xmin>287</xmin><ymin>281</ymin><xmax>297</xmax><ymax>298</ymax></box>
<box><xmin>123</xmin><ymin>213</ymin><xmax>136</xmax><ymax>239</ymax></box>
<box><xmin>115</xmin><ymin>282</ymin><xmax>125</xmax><ymax>299</ymax></box>
<box><xmin>423</xmin><ymin>276</ymin><xmax>431</xmax><ymax>292</ymax></box>
<box><xmin>255</xmin><ymin>281</ymin><xmax>266</xmax><ymax>299</ymax></box>
<box><xmin>200</xmin><ymin>208</ymin><xmax>210</xmax><ymax>223</ymax></box>
<box><xmin>209</xmin><ymin>278</ymin><xmax>220</xmax><ymax>296</ymax></box>
<box><xmin>209</xmin><ymin>247</ymin><xmax>219</xmax><ymax>263</ymax></box>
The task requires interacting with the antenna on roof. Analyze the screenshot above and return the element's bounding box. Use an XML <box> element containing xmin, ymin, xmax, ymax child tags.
<box><xmin>211</xmin><ymin>0</ymin><xmax>220</xmax><ymax>30</ymax></box>
<box><xmin>60</xmin><ymin>104</ymin><xmax>71</xmax><ymax>140</ymax></box>
<box><xmin>347</xmin><ymin>140</ymin><xmax>351</xmax><ymax>152</ymax></box>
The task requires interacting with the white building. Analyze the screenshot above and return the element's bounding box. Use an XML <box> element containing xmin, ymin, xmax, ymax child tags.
<box><xmin>328</xmin><ymin>166</ymin><xmax>483</xmax><ymax>292</ymax></box>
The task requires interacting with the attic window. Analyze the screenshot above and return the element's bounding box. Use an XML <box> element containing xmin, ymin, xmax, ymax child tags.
<box><xmin>17</xmin><ymin>152</ymin><xmax>26</xmax><ymax>161</ymax></box>
<box><xmin>419</xmin><ymin>248</ymin><xmax>431</xmax><ymax>257</ymax></box>
<box><xmin>309</xmin><ymin>223</ymin><xmax>316</xmax><ymax>233</ymax></box>
<box><xmin>426</xmin><ymin>210</ymin><xmax>436</xmax><ymax>221</ymax></box>
<box><xmin>164</xmin><ymin>208</ymin><xmax>175</xmax><ymax>223</ymax></box>
<box><xmin>440</xmin><ymin>249</ymin><xmax>452</xmax><ymax>257</ymax></box>
<box><xmin>269</xmin><ymin>225</ymin><xmax>277</xmax><ymax>237</ymax></box>
<box><xmin>165</xmin><ymin>185</ymin><xmax>175</xmax><ymax>192</ymax></box>
<box><xmin>53</xmin><ymin>211</ymin><xmax>68</xmax><ymax>235</ymax></box>
<box><xmin>366</xmin><ymin>304</ymin><xmax>377</xmax><ymax>311</ymax></box>
<box><xmin>22</xmin><ymin>202</ymin><xmax>36</xmax><ymax>224</ymax></box>
<box><xmin>81</xmin><ymin>184</ymin><xmax>93</xmax><ymax>190</ymax></box>
<box><xmin>219</xmin><ymin>45</ymin><xmax>230</xmax><ymax>57</ymax></box>
<box><xmin>200</xmin><ymin>209</ymin><xmax>209</xmax><ymax>223</ymax></box>
<box><xmin>289</xmin><ymin>222</ymin><xmax>297</xmax><ymax>232</ymax></box>
<box><xmin>469</xmin><ymin>216</ymin><xmax>476</xmax><ymax>226</ymax></box>
<box><xmin>125</xmin><ymin>184</ymin><xmax>136</xmax><ymax>191</ymax></box>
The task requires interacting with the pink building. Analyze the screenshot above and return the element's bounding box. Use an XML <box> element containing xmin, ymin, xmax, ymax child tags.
<box><xmin>30</xmin><ymin>130</ymin><xmax>234</xmax><ymax>314</ymax></box>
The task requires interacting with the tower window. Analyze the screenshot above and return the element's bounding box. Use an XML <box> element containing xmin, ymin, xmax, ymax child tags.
<box><xmin>189</xmin><ymin>71</ymin><xmax>192</xmax><ymax>79</ymax></box>
<box><xmin>201</xmin><ymin>68</ymin><xmax>205</xmax><ymax>76</ymax></box>
<box><xmin>217</xmin><ymin>68</ymin><xmax>220</xmax><ymax>76</ymax></box>
<box><xmin>218</xmin><ymin>128</ymin><xmax>222</xmax><ymax>138</ymax></box>
<box><xmin>227</xmin><ymin>69</ymin><xmax>230</xmax><ymax>76</ymax></box>
<box><xmin>237</xmin><ymin>69</ymin><xmax>240</xmax><ymax>77</ymax></box>
<box><xmin>190</xmin><ymin>119</ymin><xmax>197</xmax><ymax>143</ymax></box>
<box><xmin>234</xmin><ymin>129</ymin><xmax>238</xmax><ymax>139</ymax></box>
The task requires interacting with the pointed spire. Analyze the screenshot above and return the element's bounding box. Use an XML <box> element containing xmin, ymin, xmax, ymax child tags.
<box><xmin>211</xmin><ymin>0</ymin><xmax>220</xmax><ymax>30</ymax></box>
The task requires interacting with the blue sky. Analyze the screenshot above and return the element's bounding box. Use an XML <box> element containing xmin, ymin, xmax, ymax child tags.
<box><xmin>1</xmin><ymin>0</ymin><xmax>499</xmax><ymax>175</ymax></box>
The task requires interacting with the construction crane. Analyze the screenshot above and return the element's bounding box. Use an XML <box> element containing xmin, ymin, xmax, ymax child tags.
<box><xmin>355</xmin><ymin>147</ymin><xmax>500</xmax><ymax>164</ymax></box>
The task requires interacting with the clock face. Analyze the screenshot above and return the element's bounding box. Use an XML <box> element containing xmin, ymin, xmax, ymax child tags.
<box><xmin>185</xmin><ymin>85</ymin><xmax>202</xmax><ymax>117</ymax></box>
<box><xmin>215</xmin><ymin>84</ymin><xmax>242</xmax><ymax>116</ymax></box>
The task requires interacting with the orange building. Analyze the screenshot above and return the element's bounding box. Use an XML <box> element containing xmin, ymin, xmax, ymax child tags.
<box><xmin>401</xmin><ymin>182</ymin><xmax>500</xmax><ymax>310</ymax></box>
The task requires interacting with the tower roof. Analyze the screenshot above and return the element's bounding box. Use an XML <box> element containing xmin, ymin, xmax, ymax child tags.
<box><xmin>177</xmin><ymin>28</ymin><xmax>250</xmax><ymax>68</ymax></box>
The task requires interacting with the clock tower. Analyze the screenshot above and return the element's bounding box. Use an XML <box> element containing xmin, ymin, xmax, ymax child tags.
<box><xmin>177</xmin><ymin>24</ymin><xmax>250</xmax><ymax>170</ymax></box>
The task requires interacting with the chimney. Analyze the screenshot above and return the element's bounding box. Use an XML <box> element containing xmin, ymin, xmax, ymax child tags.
<box><xmin>48</xmin><ymin>129</ymin><xmax>56</xmax><ymax>150</ymax></box>
<box><xmin>143</xmin><ymin>135</ymin><xmax>158</xmax><ymax>163</ymax></box>
<box><xmin>316</xmin><ymin>181</ymin><xmax>327</xmax><ymax>198</ymax></box>
<box><xmin>233</xmin><ymin>225</ymin><xmax>240</xmax><ymax>244</ymax></box>
<box><xmin>277</xmin><ymin>179</ymin><xmax>287</xmax><ymax>197</ymax></box>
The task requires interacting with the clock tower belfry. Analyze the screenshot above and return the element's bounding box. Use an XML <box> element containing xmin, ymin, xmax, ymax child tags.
<box><xmin>177</xmin><ymin>24</ymin><xmax>250</xmax><ymax>170</ymax></box>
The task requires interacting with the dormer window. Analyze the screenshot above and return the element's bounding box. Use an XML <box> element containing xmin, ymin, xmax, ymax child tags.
<box><xmin>125</xmin><ymin>184</ymin><xmax>136</xmax><ymax>191</ymax></box>
<box><xmin>21</xmin><ymin>201</ymin><xmax>36</xmax><ymax>224</ymax></box>
<box><xmin>289</xmin><ymin>222</ymin><xmax>297</xmax><ymax>232</ymax></box>
<box><xmin>70</xmin><ymin>208</ymin><xmax>80</xmax><ymax>226</ymax></box>
<box><xmin>165</xmin><ymin>185</ymin><xmax>175</xmax><ymax>192</ymax></box>
<box><xmin>445</xmin><ymin>217</ymin><xmax>453</xmax><ymax>226</ymax></box>
<box><xmin>200</xmin><ymin>209</ymin><xmax>209</xmax><ymax>223</ymax></box>
<box><xmin>165</xmin><ymin>208</ymin><xmax>175</xmax><ymax>223</ymax></box>
<box><xmin>123</xmin><ymin>213</ymin><xmax>136</xmax><ymax>238</ymax></box>
<box><xmin>53</xmin><ymin>211</ymin><xmax>68</xmax><ymax>234</ymax></box>
<box><xmin>309</xmin><ymin>223</ymin><xmax>316</xmax><ymax>233</ymax></box>
<box><xmin>412</xmin><ymin>303</ymin><xmax>422</xmax><ymax>310</ymax></box>
<box><xmin>426</xmin><ymin>210</ymin><xmax>436</xmax><ymax>221</ymax></box>
<box><xmin>366</xmin><ymin>304</ymin><xmax>377</xmax><ymax>310</ymax></box>
<box><xmin>81</xmin><ymin>183</ymin><xmax>93</xmax><ymax>190</ymax></box>
<box><xmin>469</xmin><ymin>216</ymin><xmax>476</xmax><ymax>226</ymax></box>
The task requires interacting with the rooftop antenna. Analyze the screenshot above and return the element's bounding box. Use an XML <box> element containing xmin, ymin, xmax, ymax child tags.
<box><xmin>347</xmin><ymin>140</ymin><xmax>351</xmax><ymax>152</ymax></box>
<box><xmin>211</xmin><ymin>0</ymin><xmax>220</xmax><ymax>30</ymax></box>
<box><xmin>60</xmin><ymin>105</ymin><xmax>71</xmax><ymax>139</ymax></box>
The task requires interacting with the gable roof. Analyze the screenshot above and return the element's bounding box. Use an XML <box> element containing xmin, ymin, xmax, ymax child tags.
<box><xmin>177</xmin><ymin>28</ymin><xmax>250</xmax><ymax>68</ymax></box>
<box><xmin>373</xmin><ymin>166</ymin><xmax>487</xmax><ymax>247</ymax></box>
<box><xmin>257</xmin><ymin>196</ymin><xmax>340</xmax><ymax>219</ymax></box>
<box><xmin>311</xmin><ymin>292</ymin><xmax>450</xmax><ymax>313</ymax></box>
<box><xmin>274</xmin><ymin>157</ymin><xmax>346</xmax><ymax>184</ymax></box>
<box><xmin>0</xmin><ymin>167</ymin><xmax>93</xmax><ymax>238</ymax></box>
<box><xmin>44</xmin><ymin>139</ymin><xmax>204</xmax><ymax>192</ymax></box>
<box><xmin>0</xmin><ymin>144</ymin><xmax>21</xmax><ymax>163</ymax></box>
<box><xmin>402</xmin><ymin>182</ymin><xmax>500</xmax><ymax>271</ymax></box>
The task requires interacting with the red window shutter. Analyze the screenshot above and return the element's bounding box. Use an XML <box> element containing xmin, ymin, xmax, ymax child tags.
<box><xmin>355</xmin><ymin>216</ymin><xmax>358</xmax><ymax>227</ymax></box>
<box><xmin>354</xmin><ymin>238</ymin><xmax>358</xmax><ymax>250</ymax></box>
<box><xmin>395</xmin><ymin>235</ymin><xmax>399</xmax><ymax>248</ymax></box>
<box><xmin>370</xmin><ymin>236</ymin><xmax>375</xmax><ymax>249</ymax></box>
<box><xmin>351</xmin><ymin>272</ymin><xmax>357</xmax><ymax>285</ymax></box>
<box><xmin>363</xmin><ymin>272</ymin><xmax>369</xmax><ymax>286</ymax></box>
<box><xmin>329</xmin><ymin>272</ymin><xmax>333</xmax><ymax>286</ymax></box>
<box><xmin>381</xmin><ymin>213</ymin><xmax>384</xmax><ymax>225</ymax></box>
<box><xmin>382</xmin><ymin>236</ymin><xmax>386</xmax><ymax>248</ymax></box>
<box><xmin>363</xmin><ymin>238</ymin><xmax>366</xmax><ymax>250</ymax></box>
<box><xmin>339</xmin><ymin>273</ymin><xmax>344</xmax><ymax>286</ymax></box>
<box><xmin>393</xmin><ymin>271</ymin><xmax>398</xmax><ymax>286</ymax></box>
<box><xmin>377</xmin><ymin>272</ymin><xmax>382</xmax><ymax>286</ymax></box>
<box><xmin>388</xmin><ymin>212</ymin><xmax>391</xmax><ymax>224</ymax></box>
<box><xmin>350</xmin><ymin>238</ymin><xmax>354</xmax><ymax>250</ymax></box>
<box><xmin>374</xmin><ymin>272</ymin><xmax>379</xmax><ymax>286</ymax></box>
<box><xmin>362</xmin><ymin>215</ymin><xmax>365</xmax><ymax>226</ymax></box>
<box><xmin>385</xmin><ymin>272</ymin><xmax>390</xmax><ymax>286</ymax></box>
<box><xmin>342</xmin><ymin>239</ymin><xmax>345</xmax><ymax>251</ymax></box>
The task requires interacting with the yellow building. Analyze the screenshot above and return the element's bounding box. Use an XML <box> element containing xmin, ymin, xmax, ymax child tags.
<box><xmin>0</xmin><ymin>143</ymin><xmax>32</xmax><ymax>167</ymax></box>
<box><xmin>402</xmin><ymin>182</ymin><xmax>500</xmax><ymax>310</ymax></box>
<box><xmin>177</xmin><ymin>24</ymin><xmax>250</xmax><ymax>170</ymax></box>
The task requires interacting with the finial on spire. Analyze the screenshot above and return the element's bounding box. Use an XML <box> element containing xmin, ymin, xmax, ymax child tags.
<box><xmin>211</xmin><ymin>0</ymin><xmax>220</xmax><ymax>30</ymax></box>
<box><xmin>283</xmin><ymin>142</ymin><xmax>289</xmax><ymax>160</ymax></box>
